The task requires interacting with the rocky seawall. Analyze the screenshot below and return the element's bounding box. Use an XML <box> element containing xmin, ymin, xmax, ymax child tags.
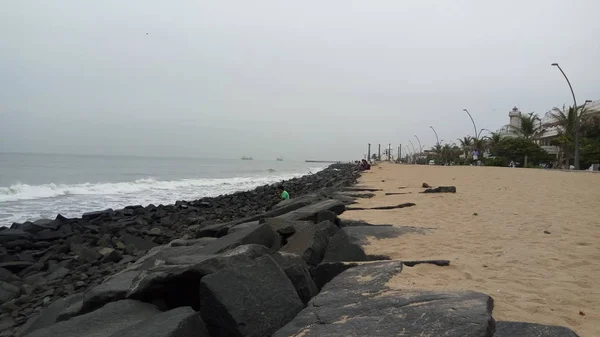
<box><xmin>0</xmin><ymin>163</ymin><xmax>579</xmax><ymax>336</ymax></box>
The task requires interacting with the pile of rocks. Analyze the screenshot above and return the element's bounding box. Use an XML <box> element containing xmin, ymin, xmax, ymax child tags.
<box><xmin>0</xmin><ymin>164</ymin><xmax>580</xmax><ymax>336</ymax></box>
<box><xmin>0</xmin><ymin>164</ymin><xmax>363</xmax><ymax>336</ymax></box>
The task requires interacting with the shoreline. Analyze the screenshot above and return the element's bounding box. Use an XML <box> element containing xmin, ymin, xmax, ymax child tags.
<box><xmin>0</xmin><ymin>163</ymin><xmax>328</xmax><ymax>227</ymax></box>
<box><xmin>343</xmin><ymin>163</ymin><xmax>599</xmax><ymax>336</ymax></box>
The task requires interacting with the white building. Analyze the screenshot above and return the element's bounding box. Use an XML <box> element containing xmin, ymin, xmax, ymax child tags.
<box><xmin>497</xmin><ymin>100</ymin><xmax>600</xmax><ymax>157</ymax></box>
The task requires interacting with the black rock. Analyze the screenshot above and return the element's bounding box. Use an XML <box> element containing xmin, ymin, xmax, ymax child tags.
<box><xmin>127</xmin><ymin>244</ymin><xmax>273</xmax><ymax>310</ymax></box>
<box><xmin>17</xmin><ymin>293</ymin><xmax>84</xmax><ymax>336</ymax></box>
<box><xmin>22</xmin><ymin>300</ymin><xmax>159</xmax><ymax>337</ymax></box>
<box><xmin>0</xmin><ymin>280</ymin><xmax>21</xmax><ymax>303</ymax></box>
<box><xmin>108</xmin><ymin>306</ymin><xmax>209</xmax><ymax>337</ymax></box>
<box><xmin>200</xmin><ymin>255</ymin><xmax>304</xmax><ymax>337</ymax></box>
<box><xmin>80</xmin><ymin>270</ymin><xmax>141</xmax><ymax>314</ymax></box>
<box><xmin>121</xmin><ymin>234</ymin><xmax>158</xmax><ymax>252</ymax></box>
<box><xmin>82</xmin><ymin>209</ymin><xmax>114</xmax><ymax>221</ymax></box>
<box><xmin>423</xmin><ymin>186</ymin><xmax>457</xmax><ymax>193</ymax></box>
<box><xmin>270</xmin><ymin>252</ymin><xmax>319</xmax><ymax>305</ymax></box>
<box><xmin>316</xmin><ymin>210</ymin><xmax>338</xmax><ymax>226</ymax></box>
<box><xmin>0</xmin><ymin>229</ymin><xmax>33</xmax><ymax>244</ymax></box>
<box><xmin>273</xmin><ymin>261</ymin><xmax>494</xmax><ymax>337</ymax></box>
<box><xmin>309</xmin><ymin>261</ymin><xmax>360</xmax><ymax>290</ymax></box>
<box><xmin>275</xmin><ymin>199</ymin><xmax>346</xmax><ymax>223</ymax></box>
<box><xmin>0</xmin><ymin>267</ymin><xmax>20</xmax><ymax>283</ymax></box>
<box><xmin>323</xmin><ymin>225</ymin><xmax>426</xmax><ymax>263</ymax></box>
<box><xmin>70</xmin><ymin>243</ymin><xmax>102</xmax><ymax>263</ymax></box>
<box><xmin>494</xmin><ymin>321</ymin><xmax>579</xmax><ymax>337</ymax></box>
<box><xmin>200</xmin><ymin>222</ymin><xmax>280</xmax><ymax>254</ymax></box>
<box><xmin>280</xmin><ymin>221</ymin><xmax>338</xmax><ymax>266</ymax></box>
<box><xmin>0</xmin><ymin>261</ymin><xmax>34</xmax><ymax>273</ymax></box>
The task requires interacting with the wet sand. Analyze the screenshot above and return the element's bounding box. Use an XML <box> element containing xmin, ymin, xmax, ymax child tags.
<box><xmin>341</xmin><ymin>163</ymin><xmax>600</xmax><ymax>336</ymax></box>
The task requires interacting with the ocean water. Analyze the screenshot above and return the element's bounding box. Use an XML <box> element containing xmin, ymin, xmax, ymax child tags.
<box><xmin>0</xmin><ymin>153</ymin><xmax>325</xmax><ymax>226</ymax></box>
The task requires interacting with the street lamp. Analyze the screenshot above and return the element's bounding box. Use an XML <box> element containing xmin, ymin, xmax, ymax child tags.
<box><xmin>408</xmin><ymin>140</ymin><xmax>417</xmax><ymax>164</ymax></box>
<box><xmin>414</xmin><ymin>135</ymin><xmax>423</xmax><ymax>164</ymax></box>
<box><xmin>551</xmin><ymin>63</ymin><xmax>581</xmax><ymax>169</ymax></box>
<box><xmin>478</xmin><ymin>128</ymin><xmax>492</xmax><ymax>138</ymax></box>
<box><xmin>430</xmin><ymin>126</ymin><xmax>440</xmax><ymax>147</ymax></box>
<box><xmin>462</xmin><ymin>109</ymin><xmax>478</xmax><ymax>139</ymax></box>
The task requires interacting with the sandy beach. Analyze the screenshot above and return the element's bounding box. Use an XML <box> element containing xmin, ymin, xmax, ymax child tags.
<box><xmin>342</xmin><ymin>163</ymin><xmax>600</xmax><ymax>336</ymax></box>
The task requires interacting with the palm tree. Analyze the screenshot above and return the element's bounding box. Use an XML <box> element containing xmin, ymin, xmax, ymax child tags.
<box><xmin>511</xmin><ymin>112</ymin><xmax>545</xmax><ymax>140</ymax></box>
<box><xmin>457</xmin><ymin>136</ymin><xmax>473</xmax><ymax>161</ymax></box>
<box><xmin>486</xmin><ymin>132</ymin><xmax>502</xmax><ymax>154</ymax></box>
<box><xmin>551</xmin><ymin>104</ymin><xmax>599</xmax><ymax>167</ymax></box>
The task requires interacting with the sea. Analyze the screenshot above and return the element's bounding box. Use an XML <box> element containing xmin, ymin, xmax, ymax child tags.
<box><xmin>0</xmin><ymin>153</ymin><xmax>326</xmax><ymax>227</ymax></box>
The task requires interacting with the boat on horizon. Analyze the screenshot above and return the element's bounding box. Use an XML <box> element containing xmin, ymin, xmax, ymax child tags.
<box><xmin>276</xmin><ymin>157</ymin><xmax>283</xmax><ymax>161</ymax></box>
<box><xmin>241</xmin><ymin>156</ymin><xmax>253</xmax><ymax>160</ymax></box>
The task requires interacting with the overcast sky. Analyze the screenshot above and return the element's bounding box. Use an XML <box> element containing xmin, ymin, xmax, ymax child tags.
<box><xmin>1</xmin><ymin>1</ymin><xmax>599</xmax><ymax>160</ymax></box>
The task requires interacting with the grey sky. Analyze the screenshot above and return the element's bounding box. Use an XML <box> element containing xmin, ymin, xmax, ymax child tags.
<box><xmin>1</xmin><ymin>0</ymin><xmax>599</xmax><ymax>160</ymax></box>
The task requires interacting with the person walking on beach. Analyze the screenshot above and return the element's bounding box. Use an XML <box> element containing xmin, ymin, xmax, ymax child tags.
<box><xmin>277</xmin><ymin>185</ymin><xmax>290</xmax><ymax>200</ymax></box>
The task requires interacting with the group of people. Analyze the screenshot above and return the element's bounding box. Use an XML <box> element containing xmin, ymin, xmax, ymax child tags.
<box><xmin>358</xmin><ymin>159</ymin><xmax>371</xmax><ymax>171</ymax></box>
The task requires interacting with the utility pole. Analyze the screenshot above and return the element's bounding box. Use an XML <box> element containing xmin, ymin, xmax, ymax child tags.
<box><xmin>367</xmin><ymin>143</ymin><xmax>371</xmax><ymax>161</ymax></box>
<box><xmin>388</xmin><ymin>144</ymin><xmax>391</xmax><ymax>161</ymax></box>
<box><xmin>378</xmin><ymin>144</ymin><xmax>381</xmax><ymax>161</ymax></box>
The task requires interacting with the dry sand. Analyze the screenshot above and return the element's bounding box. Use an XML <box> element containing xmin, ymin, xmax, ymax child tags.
<box><xmin>341</xmin><ymin>163</ymin><xmax>600</xmax><ymax>336</ymax></box>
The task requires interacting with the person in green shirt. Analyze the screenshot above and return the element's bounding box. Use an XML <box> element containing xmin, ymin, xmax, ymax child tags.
<box><xmin>277</xmin><ymin>185</ymin><xmax>290</xmax><ymax>200</ymax></box>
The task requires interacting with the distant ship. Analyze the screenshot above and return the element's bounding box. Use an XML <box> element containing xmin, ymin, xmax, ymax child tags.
<box><xmin>276</xmin><ymin>157</ymin><xmax>283</xmax><ymax>161</ymax></box>
<box><xmin>241</xmin><ymin>156</ymin><xmax>253</xmax><ymax>160</ymax></box>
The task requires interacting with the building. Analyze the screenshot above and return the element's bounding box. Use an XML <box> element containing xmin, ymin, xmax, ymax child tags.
<box><xmin>497</xmin><ymin>100</ymin><xmax>600</xmax><ymax>158</ymax></box>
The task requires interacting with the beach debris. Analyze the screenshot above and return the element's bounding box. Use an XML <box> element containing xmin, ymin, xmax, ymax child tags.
<box><xmin>385</xmin><ymin>192</ymin><xmax>412</xmax><ymax>195</ymax></box>
<box><xmin>579</xmin><ymin>311</ymin><xmax>585</xmax><ymax>316</ymax></box>
<box><xmin>343</xmin><ymin>187</ymin><xmax>382</xmax><ymax>192</ymax></box>
<box><xmin>381</xmin><ymin>180</ymin><xmax>385</xmax><ymax>182</ymax></box>
<box><xmin>345</xmin><ymin>203</ymin><xmax>416</xmax><ymax>211</ymax></box>
<box><xmin>403</xmin><ymin>260</ymin><xmax>450</xmax><ymax>267</ymax></box>
<box><xmin>422</xmin><ymin>186</ymin><xmax>457</xmax><ymax>193</ymax></box>
<box><xmin>422</xmin><ymin>182</ymin><xmax>431</xmax><ymax>188</ymax></box>
<box><xmin>398</xmin><ymin>186</ymin><xmax>407</xmax><ymax>189</ymax></box>
<box><xmin>544</xmin><ymin>230</ymin><xmax>551</xmax><ymax>234</ymax></box>
<box><xmin>473</xmin><ymin>212</ymin><xmax>478</xmax><ymax>216</ymax></box>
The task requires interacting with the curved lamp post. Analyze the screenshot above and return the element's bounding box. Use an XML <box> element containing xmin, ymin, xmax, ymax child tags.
<box><xmin>551</xmin><ymin>63</ymin><xmax>580</xmax><ymax>169</ymax></box>
<box><xmin>408</xmin><ymin>140</ymin><xmax>417</xmax><ymax>164</ymax></box>
<box><xmin>430</xmin><ymin>126</ymin><xmax>440</xmax><ymax>146</ymax></box>
<box><xmin>414</xmin><ymin>135</ymin><xmax>423</xmax><ymax>164</ymax></box>
<box><xmin>462</xmin><ymin>109</ymin><xmax>478</xmax><ymax>139</ymax></box>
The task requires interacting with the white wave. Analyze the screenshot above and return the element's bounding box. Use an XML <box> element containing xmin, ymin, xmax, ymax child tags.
<box><xmin>0</xmin><ymin>168</ymin><xmax>325</xmax><ymax>203</ymax></box>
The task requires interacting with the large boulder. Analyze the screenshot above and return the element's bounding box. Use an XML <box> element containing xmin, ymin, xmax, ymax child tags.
<box><xmin>199</xmin><ymin>255</ymin><xmax>304</xmax><ymax>337</ymax></box>
<box><xmin>274</xmin><ymin>199</ymin><xmax>345</xmax><ymax>223</ymax></box>
<box><xmin>121</xmin><ymin>234</ymin><xmax>158</xmax><ymax>252</ymax></box>
<box><xmin>22</xmin><ymin>300</ymin><xmax>159</xmax><ymax>337</ymax></box>
<box><xmin>107</xmin><ymin>306</ymin><xmax>209</xmax><ymax>337</ymax></box>
<box><xmin>17</xmin><ymin>293</ymin><xmax>84</xmax><ymax>337</ymax></box>
<box><xmin>270</xmin><ymin>252</ymin><xmax>319</xmax><ymax>305</ymax></box>
<box><xmin>279</xmin><ymin>221</ymin><xmax>338</xmax><ymax>266</ymax></box>
<box><xmin>273</xmin><ymin>261</ymin><xmax>495</xmax><ymax>337</ymax></box>
<box><xmin>127</xmin><ymin>244</ymin><xmax>273</xmax><ymax>310</ymax></box>
<box><xmin>322</xmin><ymin>225</ymin><xmax>425</xmax><ymax>263</ymax></box>
<box><xmin>0</xmin><ymin>229</ymin><xmax>33</xmax><ymax>244</ymax></box>
<box><xmin>200</xmin><ymin>222</ymin><xmax>280</xmax><ymax>254</ymax></box>
<box><xmin>80</xmin><ymin>270</ymin><xmax>141</xmax><ymax>314</ymax></box>
<box><xmin>0</xmin><ymin>280</ymin><xmax>20</xmax><ymax>303</ymax></box>
<box><xmin>494</xmin><ymin>321</ymin><xmax>579</xmax><ymax>337</ymax></box>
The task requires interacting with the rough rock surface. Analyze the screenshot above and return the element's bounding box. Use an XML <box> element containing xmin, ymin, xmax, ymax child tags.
<box><xmin>270</xmin><ymin>252</ymin><xmax>319</xmax><ymax>305</ymax></box>
<box><xmin>200</xmin><ymin>255</ymin><xmax>304</xmax><ymax>337</ymax></box>
<box><xmin>22</xmin><ymin>300</ymin><xmax>160</xmax><ymax>337</ymax></box>
<box><xmin>280</xmin><ymin>221</ymin><xmax>339</xmax><ymax>266</ymax></box>
<box><xmin>494</xmin><ymin>321</ymin><xmax>580</xmax><ymax>337</ymax></box>
<box><xmin>273</xmin><ymin>261</ymin><xmax>495</xmax><ymax>337</ymax></box>
<box><xmin>108</xmin><ymin>306</ymin><xmax>209</xmax><ymax>337</ymax></box>
<box><xmin>276</xmin><ymin>199</ymin><xmax>346</xmax><ymax>223</ymax></box>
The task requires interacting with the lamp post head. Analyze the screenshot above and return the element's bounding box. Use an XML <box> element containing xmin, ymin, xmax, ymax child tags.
<box><xmin>585</xmin><ymin>100</ymin><xmax>593</xmax><ymax>103</ymax></box>
<box><xmin>463</xmin><ymin>109</ymin><xmax>468</xmax><ymax>112</ymax></box>
<box><xmin>551</xmin><ymin>63</ymin><xmax>559</xmax><ymax>66</ymax></box>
